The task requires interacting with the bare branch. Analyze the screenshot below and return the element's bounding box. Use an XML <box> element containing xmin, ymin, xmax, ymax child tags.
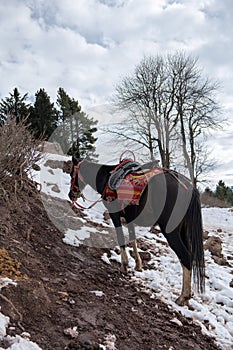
<box><xmin>0</xmin><ymin>115</ymin><xmax>43</xmax><ymax>200</ymax></box>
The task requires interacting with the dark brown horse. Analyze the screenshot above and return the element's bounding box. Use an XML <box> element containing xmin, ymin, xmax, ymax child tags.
<box><xmin>69</xmin><ymin>157</ymin><xmax>205</xmax><ymax>306</ymax></box>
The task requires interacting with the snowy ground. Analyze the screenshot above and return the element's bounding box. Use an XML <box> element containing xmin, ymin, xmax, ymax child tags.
<box><xmin>1</xmin><ymin>152</ymin><xmax>233</xmax><ymax>349</ymax></box>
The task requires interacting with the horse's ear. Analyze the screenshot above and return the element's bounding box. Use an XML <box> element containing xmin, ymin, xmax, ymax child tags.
<box><xmin>72</xmin><ymin>156</ymin><xmax>79</xmax><ymax>165</ymax></box>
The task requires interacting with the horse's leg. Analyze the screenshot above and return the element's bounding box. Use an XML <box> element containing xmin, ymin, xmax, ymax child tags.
<box><xmin>128</xmin><ymin>223</ymin><xmax>142</xmax><ymax>271</ymax></box>
<box><xmin>131</xmin><ymin>240</ymin><xmax>142</xmax><ymax>271</ymax></box>
<box><xmin>175</xmin><ymin>264</ymin><xmax>192</xmax><ymax>306</ymax></box>
<box><xmin>120</xmin><ymin>244</ymin><xmax>129</xmax><ymax>274</ymax></box>
<box><xmin>107</xmin><ymin>205</ymin><xmax>128</xmax><ymax>273</ymax></box>
<box><xmin>115</xmin><ymin>226</ymin><xmax>129</xmax><ymax>273</ymax></box>
<box><xmin>163</xmin><ymin>229</ymin><xmax>192</xmax><ymax>306</ymax></box>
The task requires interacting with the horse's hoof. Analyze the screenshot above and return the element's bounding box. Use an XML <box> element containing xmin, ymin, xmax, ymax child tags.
<box><xmin>135</xmin><ymin>266</ymin><xmax>142</xmax><ymax>272</ymax></box>
<box><xmin>135</xmin><ymin>258</ymin><xmax>142</xmax><ymax>272</ymax></box>
<box><xmin>120</xmin><ymin>265</ymin><xmax>128</xmax><ymax>274</ymax></box>
<box><xmin>175</xmin><ymin>296</ymin><xmax>190</xmax><ymax>307</ymax></box>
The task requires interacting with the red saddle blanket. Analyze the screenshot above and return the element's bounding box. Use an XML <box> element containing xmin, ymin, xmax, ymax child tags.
<box><xmin>105</xmin><ymin>168</ymin><xmax>163</xmax><ymax>205</ymax></box>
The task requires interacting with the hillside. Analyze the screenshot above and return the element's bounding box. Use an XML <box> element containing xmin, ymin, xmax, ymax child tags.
<box><xmin>0</xmin><ymin>191</ymin><xmax>219</xmax><ymax>350</ymax></box>
<box><xmin>0</xmin><ymin>152</ymin><xmax>233</xmax><ymax>349</ymax></box>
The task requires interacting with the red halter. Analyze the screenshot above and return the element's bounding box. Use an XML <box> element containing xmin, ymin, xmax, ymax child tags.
<box><xmin>70</xmin><ymin>160</ymin><xmax>85</xmax><ymax>193</ymax></box>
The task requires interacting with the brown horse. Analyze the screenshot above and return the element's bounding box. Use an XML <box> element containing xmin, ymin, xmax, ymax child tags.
<box><xmin>69</xmin><ymin>157</ymin><xmax>205</xmax><ymax>306</ymax></box>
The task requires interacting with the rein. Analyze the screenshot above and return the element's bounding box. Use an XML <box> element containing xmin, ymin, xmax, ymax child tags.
<box><xmin>72</xmin><ymin>196</ymin><xmax>103</xmax><ymax>210</ymax></box>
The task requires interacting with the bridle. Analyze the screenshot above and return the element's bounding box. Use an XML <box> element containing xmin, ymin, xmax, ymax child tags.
<box><xmin>70</xmin><ymin>160</ymin><xmax>105</xmax><ymax>210</ymax></box>
<box><xmin>70</xmin><ymin>151</ymin><xmax>137</xmax><ymax>201</ymax></box>
<box><xmin>70</xmin><ymin>160</ymin><xmax>86</xmax><ymax>194</ymax></box>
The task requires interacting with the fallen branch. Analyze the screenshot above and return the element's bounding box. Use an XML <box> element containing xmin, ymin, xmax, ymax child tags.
<box><xmin>0</xmin><ymin>292</ymin><xmax>23</xmax><ymax>322</ymax></box>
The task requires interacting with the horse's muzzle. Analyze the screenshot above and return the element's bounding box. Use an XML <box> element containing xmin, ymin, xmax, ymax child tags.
<box><xmin>68</xmin><ymin>189</ymin><xmax>80</xmax><ymax>201</ymax></box>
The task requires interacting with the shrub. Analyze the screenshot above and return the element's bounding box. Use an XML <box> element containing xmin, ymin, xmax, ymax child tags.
<box><xmin>0</xmin><ymin>116</ymin><xmax>42</xmax><ymax>200</ymax></box>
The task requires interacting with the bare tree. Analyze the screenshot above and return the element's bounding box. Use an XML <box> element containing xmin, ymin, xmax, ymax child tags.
<box><xmin>113</xmin><ymin>55</ymin><xmax>177</xmax><ymax>166</ymax></box>
<box><xmin>109</xmin><ymin>52</ymin><xmax>221</xmax><ymax>184</ymax></box>
<box><xmin>169</xmin><ymin>52</ymin><xmax>221</xmax><ymax>185</ymax></box>
<box><xmin>193</xmin><ymin>142</ymin><xmax>217</xmax><ymax>184</ymax></box>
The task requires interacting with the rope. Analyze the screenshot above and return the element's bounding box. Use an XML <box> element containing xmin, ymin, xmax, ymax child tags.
<box><xmin>72</xmin><ymin>197</ymin><xmax>103</xmax><ymax>210</ymax></box>
<box><xmin>119</xmin><ymin>150</ymin><xmax>136</xmax><ymax>162</ymax></box>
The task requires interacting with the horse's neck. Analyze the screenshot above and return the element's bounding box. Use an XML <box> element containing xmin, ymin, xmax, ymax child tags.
<box><xmin>81</xmin><ymin>161</ymin><xmax>115</xmax><ymax>194</ymax></box>
<box><xmin>96</xmin><ymin>164</ymin><xmax>115</xmax><ymax>194</ymax></box>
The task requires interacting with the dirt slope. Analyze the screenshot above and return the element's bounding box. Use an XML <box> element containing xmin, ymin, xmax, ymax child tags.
<box><xmin>0</xmin><ymin>191</ymin><xmax>220</xmax><ymax>350</ymax></box>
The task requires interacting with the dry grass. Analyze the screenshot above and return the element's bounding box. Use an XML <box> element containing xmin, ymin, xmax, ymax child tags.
<box><xmin>0</xmin><ymin>248</ymin><xmax>28</xmax><ymax>281</ymax></box>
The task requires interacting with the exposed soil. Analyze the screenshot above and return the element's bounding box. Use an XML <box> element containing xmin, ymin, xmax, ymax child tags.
<box><xmin>0</xmin><ymin>190</ymin><xmax>220</xmax><ymax>350</ymax></box>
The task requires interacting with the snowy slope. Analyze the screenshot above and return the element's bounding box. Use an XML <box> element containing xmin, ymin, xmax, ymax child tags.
<box><xmin>37</xmin><ymin>152</ymin><xmax>233</xmax><ymax>349</ymax></box>
<box><xmin>1</xmin><ymin>151</ymin><xmax>233</xmax><ymax>349</ymax></box>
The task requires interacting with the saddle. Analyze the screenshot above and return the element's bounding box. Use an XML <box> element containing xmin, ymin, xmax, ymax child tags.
<box><xmin>108</xmin><ymin>159</ymin><xmax>161</xmax><ymax>191</ymax></box>
<box><xmin>108</xmin><ymin>160</ymin><xmax>142</xmax><ymax>191</ymax></box>
<box><xmin>106</xmin><ymin>159</ymin><xmax>163</xmax><ymax>205</ymax></box>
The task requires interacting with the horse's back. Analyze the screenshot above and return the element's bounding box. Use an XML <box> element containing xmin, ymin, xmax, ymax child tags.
<box><xmin>134</xmin><ymin>172</ymin><xmax>193</xmax><ymax>229</ymax></box>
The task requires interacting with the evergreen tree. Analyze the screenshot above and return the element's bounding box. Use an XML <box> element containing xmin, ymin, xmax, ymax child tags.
<box><xmin>29</xmin><ymin>89</ymin><xmax>58</xmax><ymax>139</ymax></box>
<box><xmin>67</xmin><ymin>112</ymin><xmax>98</xmax><ymax>160</ymax></box>
<box><xmin>55</xmin><ymin>88</ymin><xmax>81</xmax><ymax>151</ymax></box>
<box><xmin>226</xmin><ymin>187</ymin><xmax>233</xmax><ymax>205</ymax></box>
<box><xmin>0</xmin><ymin>87</ymin><xmax>30</xmax><ymax>124</ymax></box>
<box><xmin>215</xmin><ymin>180</ymin><xmax>233</xmax><ymax>205</ymax></box>
<box><xmin>215</xmin><ymin>180</ymin><xmax>227</xmax><ymax>201</ymax></box>
<box><xmin>57</xmin><ymin>87</ymin><xmax>81</xmax><ymax>122</ymax></box>
<box><xmin>56</xmin><ymin>88</ymin><xmax>98</xmax><ymax>160</ymax></box>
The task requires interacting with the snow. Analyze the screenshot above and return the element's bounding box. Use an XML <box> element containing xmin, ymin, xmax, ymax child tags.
<box><xmin>63</xmin><ymin>227</ymin><xmax>97</xmax><ymax>246</ymax></box>
<box><xmin>101</xmin><ymin>253</ymin><xmax>112</xmax><ymax>265</ymax></box>
<box><xmin>0</xmin><ymin>312</ymin><xmax>9</xmax><ymax>338</ymax></box>
<box><xmin>101</xmin><ymin>334</ymin><xmax>117</xmax><ymax>350</ymax></box>
<box><xmin>32</xmin><ymin>153</ymin><xmax>70</xmax><ymax>200</ymax></box>
<box><xmin>90</xmin><ymin>290</ymin><xmax>105</xmax><ymax>297</ymax></box>
<box><xmin>3</xmin><ymin>336</ymin><xmax>42</xmax><ymax>350</ymax></box>
<box><xmin>2</xmin><ymin>150</ymin><xmax>233</xmax><ymax>349</ymax></box>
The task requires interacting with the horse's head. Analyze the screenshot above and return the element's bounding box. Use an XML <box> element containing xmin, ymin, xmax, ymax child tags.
<box><xmin>68</xmin><ymin>156</ymin><xmax>86</xmax><ymax>201</ymax></box>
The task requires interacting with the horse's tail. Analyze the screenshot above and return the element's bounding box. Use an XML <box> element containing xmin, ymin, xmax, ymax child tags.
<box><xmin>186</xmin><ymin>187</ymin><xmax>205</xmax><ymax>293</ymax></box>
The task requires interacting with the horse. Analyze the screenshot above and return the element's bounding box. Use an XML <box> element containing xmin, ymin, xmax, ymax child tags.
<box><xmin>68</xmin><ymin>157</ymin><xmax>205</xmax><ymax>306</ymax></box>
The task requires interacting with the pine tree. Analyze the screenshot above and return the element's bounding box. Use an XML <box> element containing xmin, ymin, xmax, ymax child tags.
<box><xmin>215</xmin><ymin>180</ymin><xmax>227</xmax><ymax>200</ymax></box>
<box><xmin>29</xmin><ymin>89</ymin><xmax>58</xmax><ymax>139</ymax></box>
<box><xmin>215</xmin><ymin>180</ymin><xmax>233</xmax><ymax>205</ymax></box>
<box><xmin>0</xmin><ymin>87</ymin><xmax>30</xmax><ymax>124</ymax></box>
<box><xmin>67</xmin><ymin>112</ymin><xmax>98</xmax><ymax>159</ymax></box>
<box><xmin>226</xmin><ymin>187</ymin><xmax>233</xmax><ymax>205</ymax></box>
<box><xmin>56</xmin><ymin>88</ymin><xmax>98</xmax><ymax>160</ymax></box>
<box><xmin>57</xmin><ymin>87</ymin><xmax>81</xmax><ymax>122</ymax></box>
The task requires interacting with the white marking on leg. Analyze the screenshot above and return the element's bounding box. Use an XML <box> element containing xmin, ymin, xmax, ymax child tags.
<box><xmin>132</xmin><ymin>240</ymin><xmax>142</xmax><ymax>271</ymax></box>
<box><xmin>120</xmin><ymin>246</ymin><xmax>128</xmax><ymax>274</ymax></box>
<box><xmin>175</xmin><ymin>264</ymin><xmax>192</xmax><ymax>306</ymax></box>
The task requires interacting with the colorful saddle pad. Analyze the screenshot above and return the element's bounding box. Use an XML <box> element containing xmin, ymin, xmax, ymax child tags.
<box><xmin>105</xmin><ymin>168</ymin><xmax>163</xmax><ymax>205</ymax></box>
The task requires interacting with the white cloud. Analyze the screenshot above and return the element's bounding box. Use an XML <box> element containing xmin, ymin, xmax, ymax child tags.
<box><xmin>0</xmin><ymin>0</ymin><xmax>232</xmax><ymax>115</ymax></box>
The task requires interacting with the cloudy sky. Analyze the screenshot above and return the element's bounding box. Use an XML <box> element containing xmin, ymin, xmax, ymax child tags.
<box><xmin>0</xmin><ymin>0</ymin><xmax>233</xmax><ymax>108</ymax></box>
<box><xmin>1</xmin><ymin>0</ymin><xmax>233</xmax><ymax>183</ymax></box>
